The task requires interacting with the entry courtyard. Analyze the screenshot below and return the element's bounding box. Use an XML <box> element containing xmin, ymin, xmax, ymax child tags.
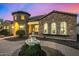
<box><xmin>0</xmin><ymin>36</ymin><xmax>79</xmax><ymax>56</ymax></box>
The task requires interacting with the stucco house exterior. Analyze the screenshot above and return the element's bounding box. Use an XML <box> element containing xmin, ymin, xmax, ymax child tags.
<box><xmin>3</xmin><ymin>10</ymin><xmax>77</xmax><ymax>41</ymax></box>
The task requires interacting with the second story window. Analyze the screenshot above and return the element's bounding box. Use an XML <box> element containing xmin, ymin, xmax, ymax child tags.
<box><xmin>14</xmin><ymin>15</ymin><xmax>17</xmax><ymax>20</ymax></box>
<box><xmin>21</xmin><ymin>15</ymin><xmax>25</xmax><ymax>20</ymax></box>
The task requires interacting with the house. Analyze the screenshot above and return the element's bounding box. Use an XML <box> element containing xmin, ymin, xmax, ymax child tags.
<box><xmin>39</xmin><ymin>10</ymin><xmax>77</xmax><ymax>41</ymax></box>
<box><xmin>0</xmin><ymin>19</ymin><xmax>3</xmax><ymax>31</ymax></box>
<box><xmin>3</xmin><ymin>10</ymin><xmax>77</xmax><ymax>41</ymax></box>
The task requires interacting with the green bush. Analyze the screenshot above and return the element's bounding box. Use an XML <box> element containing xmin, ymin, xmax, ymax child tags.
<box><xmin>16</xmin><ymin>30</ymin><xmax>25</xmax><ymax>38</ymax></box>
<box><xmin>19</xmin><ymin>44</ymin><xmax>46</xmax><ymax>56</ymax></box>
<box><xmin>0</xmin><ymin>29</ymin><xmax>10</xmax><ymax>36</ymax></box>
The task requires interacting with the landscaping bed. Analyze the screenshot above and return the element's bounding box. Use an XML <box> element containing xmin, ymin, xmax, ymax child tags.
<box><xmin>19</xmin><ymin>44</ymin><xmax>46</xmax><ymax>56</ymax></box>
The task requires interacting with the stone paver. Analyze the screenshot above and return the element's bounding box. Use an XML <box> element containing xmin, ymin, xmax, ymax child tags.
<box><xmin>0</xmin><ymin>38</ymin><xmax>79</xmax><ymax>56</ymax></box>
<box><xmin>40</xmin><ymin>40</ymin><xmax>79</xmax><ymax>56</ymax></box>
<box><xmin>0</xmin><ymin>39</ymin><xmax>25</xmax><ymax>56</ymax></box>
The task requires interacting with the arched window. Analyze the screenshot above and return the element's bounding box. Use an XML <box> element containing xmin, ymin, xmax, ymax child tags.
<box><xmin>21</xmin><ymin>15</ymin><xmax>25</xmax><ymax>20</ymax></box>
<box><xmin>60</xmin><ymin>22</ymin><xmax>67</xmax><ymax>35</ymax></box>
<box><xmin>44</xmin><ymin>23</ymin><xmax>48</xmax><ymax>34</ymax></box>
<box><xmin>51</xmin><ymin>23</ymin><xmax>56</xmax><ymax>34</ymax></box>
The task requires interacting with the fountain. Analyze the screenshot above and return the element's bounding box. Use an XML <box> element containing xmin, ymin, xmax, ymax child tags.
<box><xmin>19</xmin><ymin>32</ymin><xmax>46</xmax><ymax>56</ymax></box>
<box><xmin>25</xmin><ymin>32</ymin><xmax>40</xmax><ymax>46</ymax></box>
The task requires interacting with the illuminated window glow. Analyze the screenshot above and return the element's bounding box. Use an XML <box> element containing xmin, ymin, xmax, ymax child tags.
<box><xmin>19</xmin><ymin>25</ymin><xmax>25</xmax><ymax>30</ymax></box>
<box><xmin>21</xmin><ymin>15</ymin><xmax>25</xmax><ymax>20</ymax></box>
<box><xmin>6</xmin><ymin>26</ymin><xmax>9</xmax><ymax>29</ymax></box>
<box><xmin>60</xmin><ymin>22</ymin><xmax>67</xmax><ymax>35</ymax></box>
<box><xmin>44</xmin><ymin>23</ymin><xmax>48</xmax><ymax>34</ymax></box>
<box><xmin>34</xmin><ymin>25</ymin><xmax>39</xmax><ymax>32</ymax></box>
<box><xmin>51</xmin><ymin>23</ymin><xmax>56</xmax><ymax>34</ymax></box>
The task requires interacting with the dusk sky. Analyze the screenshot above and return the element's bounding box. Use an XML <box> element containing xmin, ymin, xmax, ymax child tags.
<box><xmin>0</xmin><ymin>3</ymin><xmax>79</xmax><ymax>23</ymax></box>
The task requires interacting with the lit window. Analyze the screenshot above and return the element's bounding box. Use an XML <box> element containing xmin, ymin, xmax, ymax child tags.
<box><xmin>44</xmin><ymin>23</ymin><xmax>48</xmax><ymax>34</ymax></box>
<box><xmin>19</xmin><ymin>25</ymin><xmax>25</xmax><ymax>30</ymax></box>
<box><xmin>60</xmin><ymin>22</ymin><xmax>67</xmax><ymax>35</ymax></box>
<box><xmin>34</xmin><ymin>25</ymin><xmax>39</xmax><ymax>32</ymax></box>
<box><xmin>51</xmin><ymin>23</ymin><xmax>56</xmax><ymax>34</ymax></box>
<box><xmin>20</xmin><ymin>25</ymin><xmax>24</xmax><ymax>28</ymax></box>
<box><xmin>12</xmin><ymin>25</ymin><xmax>14</xmax><ymax>28</ymax></box>
<box><xmin>21</xmin><ymin>15</ymin><xmax>25</xmax><ymax>20</ymax></box>
<box><xmin>6</xmin><ymin>26</ymin><xmax>9</xmax><ymax>29</ymax></box>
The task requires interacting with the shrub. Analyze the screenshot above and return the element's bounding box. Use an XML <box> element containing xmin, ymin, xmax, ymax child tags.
<box><xmin>0</xmin><ymin>29</ymin><xmax>10</xmax><ymax>36</ymax></box>
<box><xmin>16</xmin><ymin>30</ymin><xmax>25</xmax><ymax>38</ymax></box>
<box><xmin>19</xmin><ymin>44</ymin><xmax>46</xmax><ymax>56</ymax></box>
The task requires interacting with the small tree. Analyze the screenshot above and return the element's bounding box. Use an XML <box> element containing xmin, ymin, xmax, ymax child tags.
<box><xmin>16</xmin><ymin>30</ymin><xmax>25</xmax><ymax>38</ymax></box>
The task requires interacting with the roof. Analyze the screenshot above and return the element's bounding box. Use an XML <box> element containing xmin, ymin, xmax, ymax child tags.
<box><xmin>40</xmin><ymin>10</ymin><xmax>77</xmax><ymax>20</ymax></box>
<box><xmin>52</xmin><ymin>10</ymin><xmax>77</xmax><ymax>16</ymax></box>
<box><xmin>28</xmin><ymin>15</ymin><xmax>45</xmax><ymax>22</ymax></box>
<box><xmin>12</xmin><ymin>11</ymin><xmax>31</xmax><ymax>16</ymax></box>
<box><xmin>11</xmin><ymin>10</ymin><xmax>77</xmax><ymax>22</ymax></box>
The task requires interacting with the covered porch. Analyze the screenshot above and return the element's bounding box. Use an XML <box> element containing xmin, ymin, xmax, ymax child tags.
<box><xmin>28</xmin><ymin>21</ymin><xmax>39</xmax><ymax>34</ymax></box>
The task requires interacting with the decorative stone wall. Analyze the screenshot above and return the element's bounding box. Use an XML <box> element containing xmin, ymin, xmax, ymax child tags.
<box><xmin>39</xmin><ymin>12</ymin><xmax>77</xmax><ymax>41</ymax></box>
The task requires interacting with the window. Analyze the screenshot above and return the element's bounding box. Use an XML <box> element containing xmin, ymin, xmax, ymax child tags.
<box><xmin>60</xmin><ymin>22</ymin><xmax>67</xmax><ymax>35</ymax></box>
<box><xmin>21</xmin><ymin>15</ymin><xmax>25</xmax><ymax>20</ymax></box>
<box><xmin>34</xmin><ymin>25</ymin><xmax>39</xmax><ymax>32</ymax></box>
<box><xmin>51</xmin><ymin>23</ymin><xmax>56</xmax><ymax>34</ymax></box>
<box><xmin>6</xmin><ymin>26</ymin><xmax>9</xmax><ymax>29</ymax></box>
<box><xmin>44</xmin><ymin>23</ymin><xmax>48</xmax><ymax>34</ymax></box>
<box><xmin>19</xmin><ymin>25</ymin><xmax>25</xmax><ymax>30</ymax></box>
<box><xmin>14</xmin><ymin>15</ymin><xmax>17</xmax><ymax>20</ymax></box>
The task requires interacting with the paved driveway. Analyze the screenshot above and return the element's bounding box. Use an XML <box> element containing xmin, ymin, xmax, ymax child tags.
<box><xmin>0</xmin><ymin>38</ymin><xmax>79</xmax><ymax>56</ymax></box>
<box><xmin>0</xmin><ymin>39</ymin><xmax>25</xmax><ymax>56</ymax></box>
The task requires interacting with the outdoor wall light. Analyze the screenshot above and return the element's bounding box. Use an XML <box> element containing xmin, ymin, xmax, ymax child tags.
<box><xmin>19</xmin><ymin>25</ymin><xmax>24</xmax><ymax>28</ymax></box>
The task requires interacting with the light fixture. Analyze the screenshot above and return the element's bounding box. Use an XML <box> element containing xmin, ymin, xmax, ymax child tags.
<box><xmin>20</xmin><ymin>25</ymin><xmax>24</xmax><ymax>28</ymax></box>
